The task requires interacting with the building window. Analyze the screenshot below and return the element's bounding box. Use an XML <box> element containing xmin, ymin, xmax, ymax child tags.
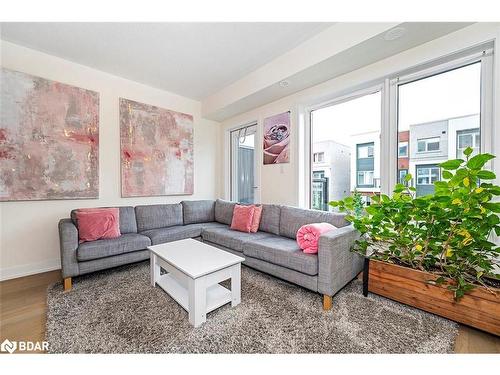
<box><xmin>398</xmin><ymin>141</ymin><xmax>408</xmax><ymax>157</ymax></box>
<box><xmin>356</xmin><ymin>142</ymin><xmax>375</xmax><ymax>188</ymax></box>
<box><xmin>313</xmin><ymin>152</ymin><xmax>324</xmax><ymax>163</ymax></box>
<box><xmin>357</xmin><ymin>171</ymin><xmax>374</xmax><ymax>186</ymax></box>
<box><xmin>457</xmin><ymin>128</ymin><xmax>480</xmax><ymax>157</ymax></box>
<box><xmin>398</xmin><ymin>169</ymin><xmax>408</xmax><ymax>183</ymax></box>
<box><xmin>313</xmin><ymin>170</ymin><xmax>325</xmax><ymax>178</ymax></box>
<box><xmin>417</xmin><ymin>137</ymin><xmax>440</xmax><ymax>153</ymax></box>
<box><xmin>357</xmin><ymin>144</ymin><xmax>374</xmax><ymax>158</ymax></box>
<box><xmin>416</xmin><ymin>165</ymin><xmax>440</xmax><ymax>185</ymax></box>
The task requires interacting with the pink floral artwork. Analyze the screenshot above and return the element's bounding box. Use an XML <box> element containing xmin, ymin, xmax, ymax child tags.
<box><xmin>263</xmin><ymin>111</ymin><xmax>290</xmax><ymax>164</ymax></box>
<box><xmin>120</xmin><ymin>98</ymin><xmax>194</xmax><ymax>197</ymax></box>
<box><xmin>0</xmin><ymin>68</ymin><xmax>99</xmax><ymax>201</ymax></box>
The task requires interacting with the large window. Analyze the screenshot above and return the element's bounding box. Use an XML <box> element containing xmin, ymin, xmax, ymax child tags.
<box><xmin>304</xmin><ymin>48</ymin><xmax>492</xmax><ymax>209</ymax></box>
<box><xmin>310</xmin><ymin>90</ymin><xmax>381</xmax><ymax>211</ymax></box>
<box><xmin>397</xmin><ymin>61</ymin><xmax>482</xmax><ymax>196</ymax></box>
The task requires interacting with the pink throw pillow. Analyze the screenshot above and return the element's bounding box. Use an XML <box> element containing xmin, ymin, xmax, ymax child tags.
<box><xmin>76</xmin><ymin>208</ymin><xmax>121</xmax><ymax>243</ymax></box>
<box><xmin>230</xmin><ymin>204</ymin><xmax>255</xmax><ymax>233</ymax></box>
<box><xmin>250</xmin><ymin>205</ymin><xmax>263</xmax><ymax>233</ymax></box>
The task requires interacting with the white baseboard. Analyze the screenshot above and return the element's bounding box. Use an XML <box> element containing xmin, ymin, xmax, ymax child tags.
<box><xmin>0</xmin><ymin>259</ymin><xmax>61</xmax><ymax>281</ymax></box>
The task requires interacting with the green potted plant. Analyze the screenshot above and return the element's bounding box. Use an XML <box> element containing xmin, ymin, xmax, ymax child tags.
<box><xmin>330</xmin><ymin>147</ymin><xmax>500</xmax><ymax>335</ymax></box>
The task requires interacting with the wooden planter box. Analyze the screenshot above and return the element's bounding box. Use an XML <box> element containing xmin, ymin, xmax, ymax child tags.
<box><xmin>363</xmin><ymin>258</ymin><xmax>500</xmax><ymax>336</ymax></box>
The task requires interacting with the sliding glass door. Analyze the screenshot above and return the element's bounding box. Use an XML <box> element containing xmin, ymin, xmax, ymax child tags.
<box><xmin>230</xmin><ymin>124</ymin><xmax>257</xmax><ymax>203</ymax></box>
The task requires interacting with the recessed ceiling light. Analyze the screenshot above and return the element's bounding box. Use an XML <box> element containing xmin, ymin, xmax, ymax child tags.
<box><xmin>278</xmin><ymin>80</ymin><xmax>290</xmax><ymax>88</ymax></box>
<box><xmin>384</xmin><ymin>27</ymin><xmax>406</xmax><ymax>41</ymax></box>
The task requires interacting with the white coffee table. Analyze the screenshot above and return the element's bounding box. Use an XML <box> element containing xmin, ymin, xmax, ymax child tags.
<box><xmin>148</xmin><ymin>238</ymin><xmax>245</xmax><ymax>327</ymax></box>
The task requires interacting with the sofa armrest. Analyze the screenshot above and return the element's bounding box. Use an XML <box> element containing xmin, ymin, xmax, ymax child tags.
<box><xmin>58</xmin><ymin>219</ymin><xmax>80</xmax><ymax>278</ymax></box>
<box><xmin>317</xmin><ymin>225</ymin><xmax>363</xmax><ymax>296</ymax></box>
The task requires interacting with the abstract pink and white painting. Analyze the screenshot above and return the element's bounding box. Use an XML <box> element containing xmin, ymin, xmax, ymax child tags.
<box><xmin>119</xmin><ymin>98</ymin><xmax>194</xmax><ymax>197</ymax></box>
<box><xmin>263</xmin><ymin>111</ymin><xmax>290</xmax><ymax>164</ymax></box>
<box><xmin>0</xmin><ymin>68</ymin><xmax>99</xmax><ymax>201</ymax></box>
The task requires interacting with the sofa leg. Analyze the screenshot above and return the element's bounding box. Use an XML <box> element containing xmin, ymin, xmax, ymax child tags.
<box><xmin>63</xmin><ymin>277</ymin><xmax>72</xmax><ymax>292</ymax></box>
<box><xmin>323</xmin><ymin>295</ymin><xmax>332</xmax><ymax>310</ymax></box>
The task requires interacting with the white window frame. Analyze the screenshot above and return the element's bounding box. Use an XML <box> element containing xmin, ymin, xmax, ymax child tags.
<box><xmin>417</xmin><ymin>137</ymin><xmax>441</xmax><ymax>153</ymax></box>
<box><xmin>398</xmin><ymin>141</ymin><xmax>408</xmax><ymax>157</ymax></box>
<box><xmin>357</xmin><ymin>170</ymin><xmax>374</xmax><ymax>187</ymax></box>
<box><xmin>313</xmin><ymin>152</ymin><xmax>324</xmax><ymax>163</ymax></box>
<box><xmin>416</xmin><ymin>165</ymin><xmax>440</xmax><ymax>186</ymax></box>
<box><xmin>358</xmin><ymin>144</ymin><xmax>374</xmax><ymax>159</ymax></box>
<box><xmin>388</xmin><ymin>48</ymin><xmax>494</xmax><ymax>191</ymax></box>
<box><xmin>457</xmin><ymin>128</ymin><xmax>480</xmax><ymax>157</ymax></box>
<box><xmin>398</xmin><ymin>169</ymin><xmax>408</xmax><ymax>183</ymax></box>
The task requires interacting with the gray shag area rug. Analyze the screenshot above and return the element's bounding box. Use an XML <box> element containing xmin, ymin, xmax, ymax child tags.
<box><xmin>46</xmin><ymin>261</ymin><xmax>458</xmax><ymax>353</ymax></box>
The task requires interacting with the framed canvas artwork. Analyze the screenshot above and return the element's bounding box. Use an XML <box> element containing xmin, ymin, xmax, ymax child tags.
<box><xmin>263</xmin><ymin>111</ymin><xmax>290</xmax><ymax>164</ymax></box>
<box><xmin>119</xmin><ymin>98</ymin><xmax>194</xmax><ymax>197</ymax></box>
<box><xmin>0</xmin><ymin>68</ymin><xmax>99</xmax><ymax>201</ymax></box>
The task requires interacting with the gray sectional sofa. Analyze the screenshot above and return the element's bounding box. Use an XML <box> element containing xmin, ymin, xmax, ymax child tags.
<box><xmin>59</xmin><ymin>199</ymin><xmax>363</xmax><ymax>309</ymax></box>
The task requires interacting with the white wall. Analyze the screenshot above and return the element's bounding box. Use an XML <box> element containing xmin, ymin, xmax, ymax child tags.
<box><xmin>0</xmin><ymin>41</ymin><xmax>221</xmax><ymax>280</ymax></box>
<box><xmin>219</xmin><ymin>23</ymin><xmax>500</xmax><ymax>209</ymax></box>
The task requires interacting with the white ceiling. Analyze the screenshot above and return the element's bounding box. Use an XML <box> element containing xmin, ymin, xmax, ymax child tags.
<box><xmin>0</xmin><ymin>22</ymin><xmax>332</xmax><ymax>99</ymax></box>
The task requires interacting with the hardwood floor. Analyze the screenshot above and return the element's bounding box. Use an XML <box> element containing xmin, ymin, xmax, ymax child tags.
<box><xmin>1</xmin><ymin>270</ymin><xmax>499</xmax><ymax>354</ymax></box>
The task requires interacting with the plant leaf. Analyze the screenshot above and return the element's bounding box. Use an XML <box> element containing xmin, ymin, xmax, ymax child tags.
<box><xmin>440</xmin><ymin>159</ymin><xmax>463</xmax><ymax>170</ymax></box>
<box><xmin>463</xmin><ymin>147</ymin><xmax>474</xmax><ymax>156</ymax></box>
<box><xmin>477</xmin><ymin>170</ymin><xmax>496</xmax><ymax>180</ymax></box>
<box><xmin>467</xmin><ymin>153</ymin><xmax>495</xmax><ymax>170</ymax></box>
<box><xmin>482</xmin><ymin>202</ymin><xmax>500</xmax><ymax>213</ymax></box>
<box><xmin>442</xmin><ymin>170</ymin><xmax>453</xmax><ymax>179</ymax></box>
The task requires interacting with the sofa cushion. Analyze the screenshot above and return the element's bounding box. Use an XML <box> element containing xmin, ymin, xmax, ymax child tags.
<box><xmin>243</xmin><ymin>236</ymin><xmax>318</xmax><ymax>276</ymax></box>
<box><xmin>71</xmin><ymin>206</ymin><xmax>137</xmax><ymax>234</ymax></box>
<box><xmin>77</xmin><ymin>233</ymin><xmax>151</xmax><ymax>261</ymax></box>
<box><xmin>141</xmin><ymin>224</ymin><xmax>203</xmax><ymax>245</ymax></box>
<box><xmin>250</xmin><ymin>205</ymin><xmax>263</xmax><ymax>233</ymax></box>
<box><xmin>215</xmin><ymin>199</ymin><xmax>236</xmax><ymax>225</ymax></box>
<box><xmin>230</xmin><ymin>204</ymin><xmax>255</xmax><ymax>233</ymax></box>
<box><xmin>182</xmin><ymin>200</ymin><xmax>215</xmax><ymax>224</ymax></box>
<box><xmin>135</xmin><ymin>204</ymin><xmax>183</xmax><ymax>232</ymax></box>
<box><xmin>201</xmin><ymin>226</ymin><xmax>272</xmax><ymax>252</ymax></box>
<box><xmin>76</xmin><ymin>208</ymin><xmax>121</xmax><ymax>243</ymax></box>
<box><xmin>259</xmin><ymin>204</ymin><xmax>281</xmax><ymax>235</ymax></box>
<box><xmin>279</xmin><ymin>206</ymin><xmax>349</xmax><ymax>239</ymax></box>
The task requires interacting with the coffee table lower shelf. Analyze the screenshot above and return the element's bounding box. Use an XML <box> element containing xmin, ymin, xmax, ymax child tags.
<box><xmin>156</xmin><ymin>273</ymin><xmax>232</xmax><ymax>314</ymax></box>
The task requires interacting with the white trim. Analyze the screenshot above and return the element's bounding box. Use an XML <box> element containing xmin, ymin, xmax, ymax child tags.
<box><xmin>0</xmin><ymin>259</ymin><xmax>61</xmax><ymax>281</ymax></box>
<box><xmin>391</xmin><ymin>48</ymin><xmax>493</xmax><ymax>86</ymax></box>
